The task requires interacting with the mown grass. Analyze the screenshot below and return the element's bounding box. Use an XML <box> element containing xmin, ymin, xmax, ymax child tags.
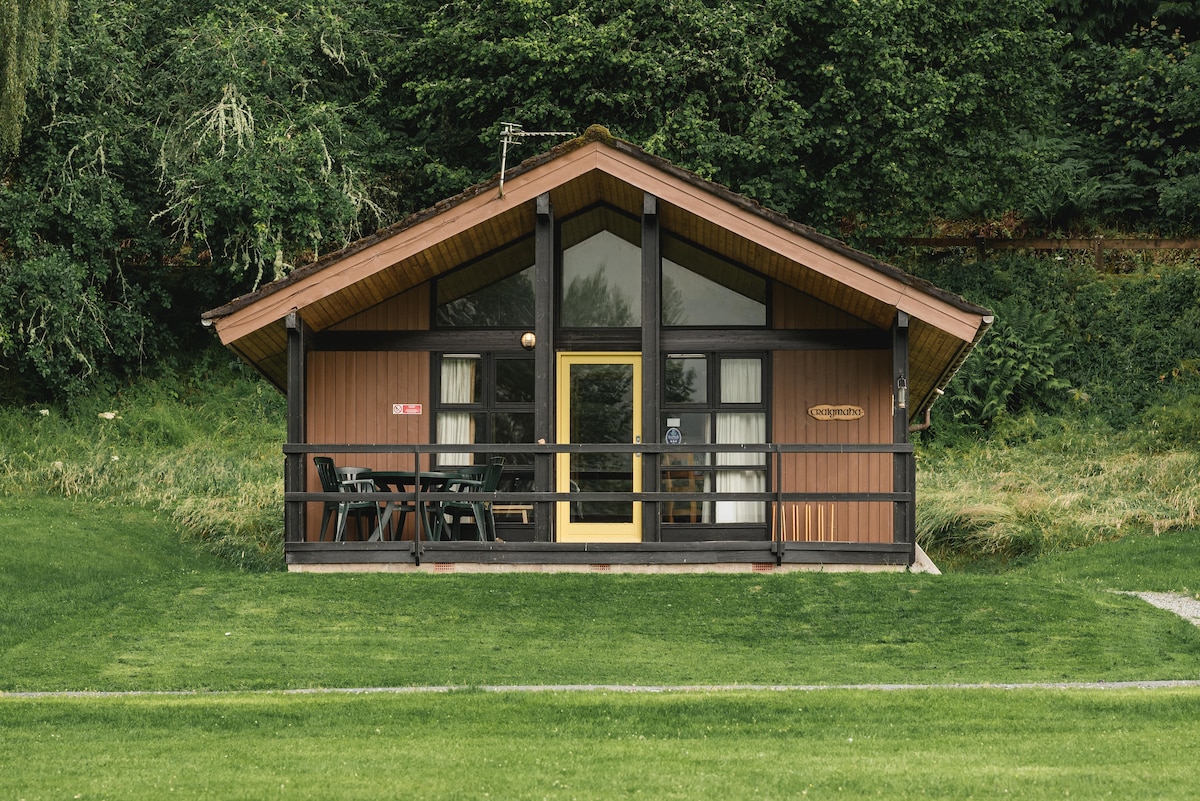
<box><xmin>4</xmin><ymin>689</ymin><xmax>1200</xmax><ymax>800</ymax></box>
<box><xmin>4</xmin><ymin>479</ymin><xmax>1200</xmax><ymax>797</ymax></box>
<box><xmin>3</xmin><ymin>496</ymin><xmax>1199</xmax><ymax>693</ymax></box>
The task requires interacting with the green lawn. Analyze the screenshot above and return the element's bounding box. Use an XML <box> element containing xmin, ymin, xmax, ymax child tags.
<box><xmin>3</xmin><ymin>496</ymin><xmax>1200</xmax><ymax>798</ymax></box>
<box><xmin>4</xmin><ymin>689</ymin><xmax>1199</xmax><ymax>800</ymax></box>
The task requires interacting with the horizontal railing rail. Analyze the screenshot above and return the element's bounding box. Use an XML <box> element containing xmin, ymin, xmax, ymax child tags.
<box><xmin>284</xmin><ymin>443</ymin><xmax>913</xmax><ymax>455</ymax></box>
<box><xmin>284</xmin><ymin>441</ymin><xmax>915</xmax><ymax>547</ymax></box>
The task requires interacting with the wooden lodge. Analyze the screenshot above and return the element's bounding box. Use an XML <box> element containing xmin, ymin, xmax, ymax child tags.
<box><xmin>201</xmin><ymin>126</ymin><xmax>992</xmax><ymax>573</ymax></box>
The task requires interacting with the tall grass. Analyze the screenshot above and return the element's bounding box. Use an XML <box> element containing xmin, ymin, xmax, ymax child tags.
<box><xmin>918</xmin><ymin>411</ymin><xmax>1200</xmax><ymax>565</ymax></box>
<box><xmin>0</xmin><ymin>353</ymin><xmax>286</xmax><ymax>570</ymax></box>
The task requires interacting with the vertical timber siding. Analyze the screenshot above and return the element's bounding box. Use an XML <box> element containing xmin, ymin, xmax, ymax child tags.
<box><xmin>304</xmin><ymin>287</ymin><xmax>431</xmax><ymax>540</ymax></box>
<box><xmin>773</xmin><ymin>285</ymin><xmax>893</xmax><ymax>543</ymax></box>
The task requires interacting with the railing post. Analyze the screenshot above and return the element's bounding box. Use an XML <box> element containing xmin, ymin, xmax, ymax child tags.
<box><xmin>774</xmin><ymin>444</ymin><xmax>784</xmax><ymax>563</ymax></box>
<box><xmin>892</xmin><ymin>312</ymin><xmax>915</xmax><ymax>558</ymax></box>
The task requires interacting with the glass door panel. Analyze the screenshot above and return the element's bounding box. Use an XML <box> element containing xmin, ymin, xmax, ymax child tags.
<box><xmin>556</xmin><ymin>353</ymin><xmax>642</xmax><ymax>542</ymax></box>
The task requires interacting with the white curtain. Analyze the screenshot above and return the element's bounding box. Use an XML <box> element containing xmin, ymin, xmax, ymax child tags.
<box><xmin>715</xmin><ymin>359</ymin><xmax>765</xmax><ymax>523</ymax></box>
<box><xmin>437</xmin><ymin>357</ymin><xmax>477</xmax><ymax>466</ymax></box>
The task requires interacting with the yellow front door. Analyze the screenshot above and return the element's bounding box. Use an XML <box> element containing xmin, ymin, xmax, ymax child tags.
<box><xmin>556</xmin><ymin>353</ymin><xmax>642</xmax><ymax>542</ymax></box>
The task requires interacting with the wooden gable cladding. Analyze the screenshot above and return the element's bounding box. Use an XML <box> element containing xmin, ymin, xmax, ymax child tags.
<box><xmin>773</xmin><ymin>283</ymin><xmax>875</xmax><ymax>330</ymax></box>
<box><xmin>908</xmin><ymin>319</ymin><xmax>971</xmax><ymax>412</ymax></box>
<box><xmin>298</xmin><ymin>200</ymin><xmax>534</xmax><ymax>336</ymax></box>
<box><xmin>228</xmin><ymin>320</ymin><xmax>289</xmax><ymax>389</ymax></box>
<box><xmin>205</xmin><ymin>128</ymin><xmax>991</xmax><ymax>414</ymax></box>
<box><xmin>549</xmin><ymin>169</ymin><xmax>643</xmax><ymax>220</ymax></box>
<box><xmin>329</xmin><ymin>285</ymin><xmax>430</xmax><ymax>332</ymax></box>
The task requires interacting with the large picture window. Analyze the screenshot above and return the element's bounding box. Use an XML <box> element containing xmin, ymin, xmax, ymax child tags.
<box><xmin>435</xmin><ymin>239</ymin><xmax>535</xmax><ymax>328</ymax></box>
<box><xmin>662</xmin><ymin>235</ymin><xmax>767</xmax><ymax>327</ymax></box>
<box><xmin>661</xmin><ymin>353</ymin><xmax>767</xmax><ymax>526</ymax></box>
<box><xmin>559</xmin><ymin>207</ymin><xmax>642</xmax><ymax>328</ymax></box>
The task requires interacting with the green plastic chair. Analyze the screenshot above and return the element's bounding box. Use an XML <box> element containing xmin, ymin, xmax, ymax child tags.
<box><xmin>313</xmin><ymin>456</ymin><xmax>380</xmax><ymax>541</ymax></box>
<box><xmin>437</xmin><ymin>460</ymin><xmax>504</xmax><ymax>541</ymax></box>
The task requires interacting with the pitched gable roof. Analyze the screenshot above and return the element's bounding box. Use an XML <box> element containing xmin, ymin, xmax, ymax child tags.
<box><xmin>203</xmin><ymin>125</ymin><xmax>991</xmax><ymax>416</ymax></box>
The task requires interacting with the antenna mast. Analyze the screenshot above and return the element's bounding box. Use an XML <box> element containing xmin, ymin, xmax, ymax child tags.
<box><xmin>499</xmin><ymin>122</ymin><xmax>574</xmax><ymax>197</ymax></box>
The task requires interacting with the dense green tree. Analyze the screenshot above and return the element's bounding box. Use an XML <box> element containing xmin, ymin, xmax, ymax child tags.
<box><xmin>1</xmin><ymin>1</ymin><xmax>398</xmax><ymax>402</ymax></box>
<box><xmin>383</xmin><ymin>0</ymin><xmax>1065</xmax><ymax>234</ymax></box>
<box><xmin>154</xmin><ymin>3</ymin><xmax>393</xmax><ymax>286</ymax></box>
<box><xmin>1</xmin><ymin>0</ymin><xmax>1197</xmax><ymax>404</ymax></box>
<box><xmin>768</xmin><ymin>0</ymin><xmax>1065</xmax><ymax>232</ymax></box>
<box><xmin>1063</xmin><ymin>20</ymin><xmax>1200</xmax><ymax>226</ymax></box>
<box><xmin>1051</xmin><ymin>0</ymin><xmax>1199</xmax><ymax>42</ymax></box>
<box><xmin>0</xmin><ymin>1</ymin><xmax>164</xmax><ymax>402</ymax></box>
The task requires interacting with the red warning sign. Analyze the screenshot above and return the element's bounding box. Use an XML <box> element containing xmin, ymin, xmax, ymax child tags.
<box><xmin>392</xmin><ymin>403</ymin><xmax>423</xmax><ymax>415</ymax></box>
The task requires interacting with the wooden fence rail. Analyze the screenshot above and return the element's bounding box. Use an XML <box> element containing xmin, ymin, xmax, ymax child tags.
<box><xmin>870</xmin><ymin>237</ymin><xmax>1200</xmax><ymax>269</ymax></box>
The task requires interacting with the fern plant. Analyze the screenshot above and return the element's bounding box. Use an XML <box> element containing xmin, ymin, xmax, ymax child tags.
<box><xmin>942</xmin><ymin>300</ymin><xmax>1074</xmax><ymax>433</ymax></box>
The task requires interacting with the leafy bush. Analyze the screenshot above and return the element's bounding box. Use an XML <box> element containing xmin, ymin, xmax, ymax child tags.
<box><xmin>0</xmin><ymin>246</ymin><xmax>153</xmax><ymax>404</ymax></box>
<box><xmin>917</xmin><ymin>252</ymin><xmax>1200</xmax><ymax>433</ymax></box>
<box><xmin>1135</xmin><ymin>360</ymin><xmax>1200</xmax><ymax>450</ymax></box>
<box><xmin>1068</xmin><ymin>262</ymin><xmax>1200</xmax><ymax>422</ymax></box>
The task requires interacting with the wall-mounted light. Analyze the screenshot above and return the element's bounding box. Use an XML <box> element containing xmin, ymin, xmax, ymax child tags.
<box><xmin>896</xmin><ymin>374</ymin><xmax>908</xmax><ymax>410</ymax></box>
<box><xmin>520</xmin><ymin>332</ymin><xmax>537</xmax><ymax>350</ymax></box>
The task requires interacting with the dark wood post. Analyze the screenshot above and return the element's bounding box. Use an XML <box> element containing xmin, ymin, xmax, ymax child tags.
<box><xmin>534</xmin><ymin>192</ymin><xmax>556</xmax><ymax>543</ymax></box>
<box><xmin>892</xmin><ymin>311</ymin><xmax>915</xmax><ymax>559</ymax></box>
<box><xmin>285</xmin><ymin>311</ymin><xmax>309</xmax><ymax>543</ymax></box>
<box><xmin>641</xmin><ymin>193</ymin><xmax>661</xmax><ymax>542</ymax></box>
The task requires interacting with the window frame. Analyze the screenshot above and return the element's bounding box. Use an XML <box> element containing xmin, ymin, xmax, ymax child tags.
<box><xmin>659</xmin><ymin>351</ymin><xmax>770</xmax><ymax>530</ymax></box>
<box><xmin>432</xmin><ymin>352</ymin><xmax>537</xmax><ymax>467</ymax></box>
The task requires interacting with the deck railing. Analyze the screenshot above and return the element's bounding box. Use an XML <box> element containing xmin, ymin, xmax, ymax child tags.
<box><xmin>283</xmin><ymin>441</ymin><xmax>915</xmax><ymax>545</ymax></box>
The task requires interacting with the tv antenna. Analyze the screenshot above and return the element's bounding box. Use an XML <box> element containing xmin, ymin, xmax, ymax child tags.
<box><xmin>498</xmin><ymin>122</ymin><xmax>574</xmax><ymax>197</ymax></box>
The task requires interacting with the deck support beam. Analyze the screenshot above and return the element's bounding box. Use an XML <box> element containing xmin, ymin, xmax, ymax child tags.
<box><xmin>534</xmin><ymin>192</ymin><xmax>556</xmax><ymax>543</ymax></box>
<box><xmin>285</xmin><ymin>310</ymin><xmax>311</xmax><ymax>543</ymax></box>
<box><xmin>641</xmin><ymin>193</ymin><xmax>661</xmax><ymax>542</ymax></box>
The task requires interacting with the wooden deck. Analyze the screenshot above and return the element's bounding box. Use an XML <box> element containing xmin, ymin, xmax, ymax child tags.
<box><xmin>285</xmin><ymin>539</ymin><xmax>916</xmax><ymax>573</ymax></box>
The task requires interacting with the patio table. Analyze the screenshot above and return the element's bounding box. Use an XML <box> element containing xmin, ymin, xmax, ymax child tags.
<box><xmin>360</xmin><ymin>470</ymin><xmax>460</xmax><ymax>542</ymax></box>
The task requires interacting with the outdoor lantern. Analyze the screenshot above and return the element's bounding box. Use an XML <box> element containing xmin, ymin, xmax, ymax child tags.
<box><xmin>896</xmin><ymin>374</ymin><xmax>908</xmax><ymax>410</ymax></box>
<box><xmin>520</xmin><ymin>332</ymin><xmax>537</xmax><ymax>350</ymax></box>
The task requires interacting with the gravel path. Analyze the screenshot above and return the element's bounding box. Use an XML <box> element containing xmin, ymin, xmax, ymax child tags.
<box><xmin>6</xmin><ymin>680</ymin><xmax>1200</xmax><ymax>699</ymax></box>
<box><xmin>1121</xmin><ymin>591</ymin><xmax>1200</xmax><ymax>626</ymax></box>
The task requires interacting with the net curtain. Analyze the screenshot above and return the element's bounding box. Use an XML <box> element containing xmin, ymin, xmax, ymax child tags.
<box><xmin>715</xmin><ymin>358</ymin><xmax>766</xmax><ymax>523</ymax></box>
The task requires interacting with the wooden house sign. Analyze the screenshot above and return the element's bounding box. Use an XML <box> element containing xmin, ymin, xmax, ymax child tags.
<box><xmin>201</xmin><ymin>125</ymin><xmax>993</xmax><ymax>572</ymax></box>
<box><xmin>809</xmin><ymin>404</ymin><xmax>865</xmax><ymax>421</ymax></box>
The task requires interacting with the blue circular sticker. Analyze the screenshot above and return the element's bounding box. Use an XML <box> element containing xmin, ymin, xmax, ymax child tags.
<box><xmin>665</xmin><ymin>427</ymin><xmax>683</xmax><ymax>445</ymax></box>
